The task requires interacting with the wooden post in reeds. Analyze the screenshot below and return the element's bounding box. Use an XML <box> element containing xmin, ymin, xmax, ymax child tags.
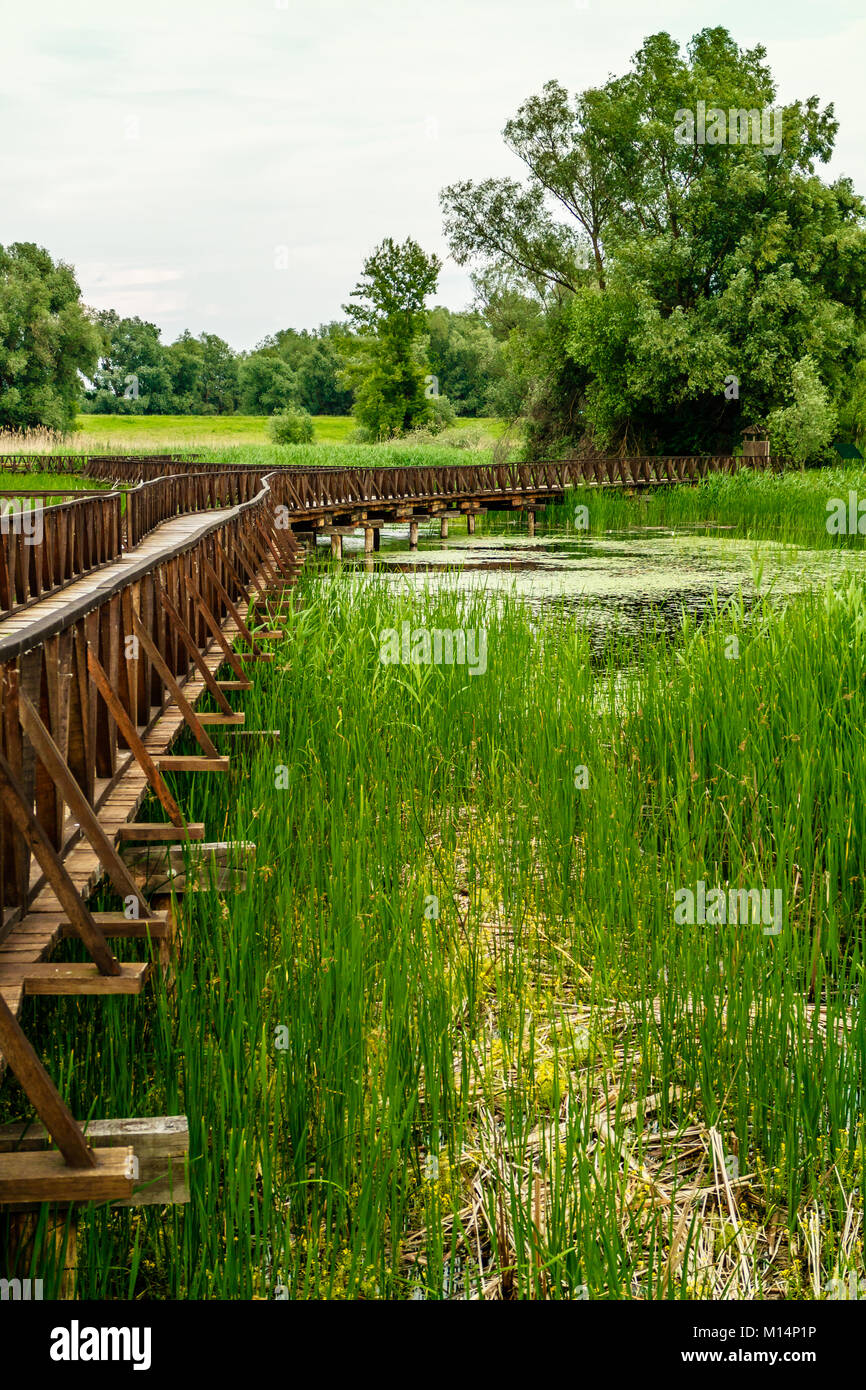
<box><xmin>6</xmin><ymin>1208</ymin><xmax>78</xmax><ymax>1298</ymax></box>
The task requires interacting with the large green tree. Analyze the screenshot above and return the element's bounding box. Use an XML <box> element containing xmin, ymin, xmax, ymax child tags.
<box><xmin>251</xmin><ymin>324</ymin><xmax>353</xmax><ymax>415</ymax></box>
<box><xmin>341</xmin><ymin>237</ymin><xmax>441</xmax><ymax>437</ymax></box>
<box><xmin>0</xmin><ymin>243</ymin><xmax>102</xmax><ymax>431</ymax></box>
<box><xmin>85</xmin><ymin>311</ymin><xmax>173</xmax><ymax>413</ymax></box>
<box><xmin>426</xmin><ymin>307</ymin><xmax>503</xmax><ymax>416</ymax></box>
<box><xmin>238</xmin><ymin>353</ymin><xmax>298</xmax><ymax>414</ymax></box>
<box><xmin>442</xmin><ymin>28</ymin><xmax>866</xmax><ymax>458</ymax></box>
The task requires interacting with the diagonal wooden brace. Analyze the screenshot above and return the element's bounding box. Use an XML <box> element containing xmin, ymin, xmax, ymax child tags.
<box><xmin>87</xmin><ymin>648</ymin><xmax>185</xmax><ymax>830</ymax></box>
<box><xmin>152</xmin><ymin>580</ymin><xmax>234</xmax><ymax>718</ymax></box>
<box><xmin>0</xmin><ymin>749</ymin><xmax>120</xmax><ymax>976</ymax></box>
<box><xmin>213</xmin><ymin>536</ymin><xmax>254</xmax><ymax>604</ymax></box>
<box><xmin>128</xmin><ymin>609</ymin><xmax>220</xmax><ymax>752</ymax></box>
<box><xmin>0</xmin><ymin>993</ymin><xmax>95</xmax><ymax>1168</ymax></box>
<box><xmin>203</xmin><ymin>556</ymin><xmax>258</xmax><ymax>650</ymax></box>
<box><xmin>18</xmin><ymin>693</ymin><xmax>149</xmax><ymax>920</ymax></box>
<box><xmin>187</xmin><ymin>576</ymin><xmax>247</xmax><ymax>680</ymax></box>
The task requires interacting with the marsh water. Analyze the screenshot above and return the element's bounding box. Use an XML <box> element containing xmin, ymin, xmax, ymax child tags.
<box><xmin>324</xmin><ymin>519</ymin><xmax>866</xmax><ymax>635</ymax></box>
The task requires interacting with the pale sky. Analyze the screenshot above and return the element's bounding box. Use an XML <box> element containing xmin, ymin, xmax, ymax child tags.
<box><xmin>2</xmin><ymin>0</ymin><xmax>864</xmax><ymax>351</ymax></box>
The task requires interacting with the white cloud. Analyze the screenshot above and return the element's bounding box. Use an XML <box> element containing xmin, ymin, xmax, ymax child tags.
<box><xmin>1</xmin><ymin>0</ymin><xmax>862</xmax><ymax>349</ymax></box>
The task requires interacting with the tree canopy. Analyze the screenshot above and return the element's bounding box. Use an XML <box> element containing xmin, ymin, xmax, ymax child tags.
<box><xmin>441</xmin><ymin>27</ymin><xmax>866</xmax><ymax>458</ymax></box>
<box><xmin>0</xmin><ymin>243</ymin><xmax>102</xmax><ymax>431</ymax></box>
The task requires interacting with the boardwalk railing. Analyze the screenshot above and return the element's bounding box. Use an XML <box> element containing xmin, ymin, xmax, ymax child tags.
<box><xmin>0</xmin><ymin>474</ymin><xmax>269</xmax><ymax>616</ymax></box>
<box><xmin>0</xmin><ymin>490</ymin><xmax>124</xmax><ymax>616</ymax></box>
<box><xmin>126</xmin><ymin>470</ymin><xmax>265</xmax><ymax>547</ymax></box>
<box><xmin>84</xmin><ymin>451</ymin><xmax>792</xmax><ymax>514</ymax></box>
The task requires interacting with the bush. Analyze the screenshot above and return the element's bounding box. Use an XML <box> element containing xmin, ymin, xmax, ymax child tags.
<box><xmin>267</xmin><ymin>408</ymin><xmax>315</xmax><ymax>445</ymax></box>
<box><xmin>767</xmin><ymin>357</ymin><xmax>837</xmax><ymax>465</ymax></box>
<box><xmin>424</xmin><ymin>392</ymin><xmax>456</xmax><ymax>433</ymax></box>
<box><xmin>436</xmin><ymin>425</ymin><xmax>489</xmax><ymax>450</ymax></box>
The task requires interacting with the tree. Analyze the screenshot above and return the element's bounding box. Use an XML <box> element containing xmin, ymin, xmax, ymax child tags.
<box><xmin>84</xmin><ymin>311</ymin><xmax>172</xmax><ymax>413</ymax></box>
<box><xmin>441</xmin><ymin>29</ymin><xmax>866</xmax><ymax>459</ymax></box>
<box><xmin>295</xmin><ymin>331</ymin><xmax>353</xmax><ymax>415</ymax></box>
<box><xmin>238</xmin><ymin>353</ymin><xmax>297</xmax><ymax>414</ymax></box>
<box><xmin>196</xmin><ymin>333</ymin><xmax>239</xmax><ymax>413</ymax></box>
<box><xmin>426</xmin><ymin>307</ymin><xmax>502</xmax><ymax>416</ymax></box>
<box><xmin>164</xmin><ymin>332</ymin><xmax>204</xmax><ymax>413</ymax></box>
<box><xmin>0</xmin><ymin>242</ymin><xmax>102</xmax><ymax>431</ymax></box>
<box><xmin>342</xmin><ymin>238</ymin><xmax>441</xmax><ymax>437</ymax></box>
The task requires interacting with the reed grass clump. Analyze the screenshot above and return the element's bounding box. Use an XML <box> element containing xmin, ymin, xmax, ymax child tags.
<box><xmin>539</xmin><ymin>466</ymin><xmax>866</xmax><ymax>550</ymax></box>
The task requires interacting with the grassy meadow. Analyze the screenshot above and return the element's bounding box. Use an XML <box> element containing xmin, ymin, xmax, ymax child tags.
<box><xmin>3</xmin><ymin>552</ymin><xmax>865</xmax><ymax>1300</ymax></box>
<box><xmin>64</xmin><ymin>414</ymin><xmax>507</xmax><ymax>451</ymax></box>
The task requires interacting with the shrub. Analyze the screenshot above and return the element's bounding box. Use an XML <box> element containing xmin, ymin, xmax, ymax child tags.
<box><xmin>267</xmin><ymin>408</ymin><xmax>315</xmax><ymax>445</ymax></box>
<box><xmin>767</xmin><ymin>357</ymin><xmax>837</xmax><ymax>465</ymax></box>
<box><xmin>436</xmin><ymin>425</ymin><xmax>488</xmax><ymax>450</ymax></box>
<box><xmin>425</xmin><ymin>392</ymin><xmax>456</xmax><ymax>433</ymax></box>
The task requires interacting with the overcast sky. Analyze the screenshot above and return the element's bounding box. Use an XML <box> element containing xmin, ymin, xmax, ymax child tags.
<box><xmin>2</xmin><ymin>0</ymin><xmax>864</xmax><ymax>351</ymax></box>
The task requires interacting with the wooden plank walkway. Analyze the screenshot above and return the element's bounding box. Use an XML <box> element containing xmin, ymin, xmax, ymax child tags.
<box><xmin>0</xmin><ymin>460</ymin><xmax>304</xmax><ymax>1207</ymax></box>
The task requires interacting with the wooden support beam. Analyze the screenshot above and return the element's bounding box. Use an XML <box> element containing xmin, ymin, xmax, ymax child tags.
<box><xmin>87</xmin><ymin>648</ymin><xmax>184</xmax><ymax>830</ymax></box>
<box><xmin>196</xmin><ymin>712</ymin><xmax>245</xmax><ymax>725</ymax></box>
<box><xmin>18</xmin><ymin>692</ymin><xmax>149</xmax><ymax>921</ymax></box>
<box><xmin>153</xmin><ymin>579</ymin><xmax>234</xmax><ymax>719</ymax></box>
<box><xmin>0</xmin><ymin>962</ymin><xmax>149</xmax><ymax>995</ymax></box>
<box><xmin>0</xmin><ymin>992</ymin><xmax>95</xmax><ymax>1169</ymax></box>
<box><xmin>0</xmin><ymin>1148</ymin><xmax>136</xmax><ymax>1204</ymax></box>
<box><xmin>116</xmin><ymin>823</ymin><xmax>206</xmax><ymax>842</ymax></box>
<box><xmin>0</xmin><ymin>1115</ymin><xmax>189</xmax><ymax>1208</ymax></box>
<box><xmin>217</xmin><ymin>679</ymin><xmax>252</xmax><ymax>691</ymax></box>
<box><xmin>61</xmin><ymin>914</ymin><xmax>170</xmax><ymax>941</ymax></box>
<box><xmin>0</xmin><ymin>748</ymin><xmax>120</xmax><ymax>977</ymax></box>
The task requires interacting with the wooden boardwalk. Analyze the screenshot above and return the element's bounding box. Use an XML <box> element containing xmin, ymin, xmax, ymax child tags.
<box><xmin>0</xmin><ymin>506</ymin><xmax>236</xmax><ymax>654</ymax></box>
<box><xmin>0</xmin><ymin>465</ymin><xmax>302</xmax><ymax>1206</ymax></box>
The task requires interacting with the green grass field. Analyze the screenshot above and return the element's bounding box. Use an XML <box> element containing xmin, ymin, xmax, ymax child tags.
<box><xmin>68</xmin><ymin>414</ymin><xmax>506</xmax><ymax>450</ymax></box>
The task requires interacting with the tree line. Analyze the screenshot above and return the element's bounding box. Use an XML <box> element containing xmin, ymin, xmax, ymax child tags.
<box><xmin>0</xmin><ymin>244</ymin><xmax>506</xmax><ymax>433</ymax></box>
